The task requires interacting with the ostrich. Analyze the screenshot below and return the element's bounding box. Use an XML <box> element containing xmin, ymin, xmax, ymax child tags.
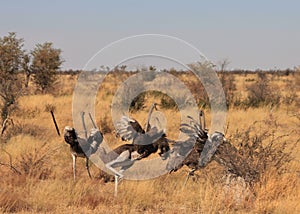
<box><xmin>166</xmin><ymin>110</ymin><xmax>226</xmax><ymax>185</ymax></box>
<box><xmin>99</xmin><ymin>130</ymin><xmax>170</xmax><ymax>196</ymax></box>
<box><xmin>64</xmin><ymin>120</ymin><xmax>103</xmax><ymax>181</ymax></box>
<box><xmin>115</xmin><ymin>103</ymin><xmax>170</xmax><ymax>161</ymax></box>
<box><xmin>99</xmin><ymin>132</ymin><xmax>170</xmax><ymax>196</ymax></box>
<box><xmin>103</xmin><ymin>103</ymin><xmax>170</xmax><ymax>195</ymax></box>
<box><xmin>166</xmin><ymin>110</ymin><xmax>208</xmax><ymax>173</ymax></box>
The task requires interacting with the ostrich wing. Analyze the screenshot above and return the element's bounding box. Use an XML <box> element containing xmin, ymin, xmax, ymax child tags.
<box><xmin>109</xmin><ymin>150</ymin><xmax>132</xmax><ymax>168</ymax></box>
<box><xmin>134</xmin><ymin>127</ymin><xmax>164</xmax><ymax>146</ymax></box>
<box><xmin>199</xmin><ymin>133</ymin><xmax>224</xmax><ymax>167</ymax></box>
<box><xmin>99</xmin><ymin>144</ymin><xmax>135</xmax><ymax>164</ymax></box>
<box><xmin>180</xmin><ymin>119</ymin><xmax>208</xmax><ymax>141</ymax></box>
<box><xmin>87</xmin><ymin>128</ymin><xmax>103</xmax><ymax>153</ymax></box>
<box><xmin>116</xmin><ymin>116</ymin><xmax>143</xmax><ymax>142</ymax></box>
<box><xmin>166</xmin><ymin>138</ymin><xmax>195</xmax><ymax>172</ymax></box>
<box><xmin>171</xmin><ymin>138</ymin><xmax>195</xmax><ymax>155</ymax></box>
<box><xmin>78</xmin><ymin>128</ymin><xmax>103</xmax><ymax>157</ymax></box>
<box><xmin>166</xmin><ymin>155</ymin><xmax>185</xmax><ymax>172</ymax></box>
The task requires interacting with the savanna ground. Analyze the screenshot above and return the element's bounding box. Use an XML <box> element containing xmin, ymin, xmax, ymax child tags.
<box><xmin>0</xmin><ymin>70</ymin><xmax>299</xmax><ymax>213</ymax></box>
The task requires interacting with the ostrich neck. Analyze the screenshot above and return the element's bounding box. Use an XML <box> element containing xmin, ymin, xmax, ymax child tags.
<box><xmin>145</xmin><ymin>104</ymin><xmax>156</xmax><ymax>132</ymax></box>
<box><xmin>199</xmin><ymin>110</ymin><xmax>206</xmax><ymax>130</ymax></box>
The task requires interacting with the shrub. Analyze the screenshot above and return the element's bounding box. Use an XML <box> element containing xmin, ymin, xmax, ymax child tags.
<box><xmin>246</xmin><ymin>73</ymin><xmax>280</xmax><ymax>107</ymax></box>
<box><xmin>282</xmin><ymin>79</ymin><xmax>298</xmax><ymax>105</ymax></box>
<box><xmin>214</xmin><ymin>114</ymin><xmax>295</xmax><ymax>187</ymax></box>
<box><xmin>1</xmin><ymin>140</ymin><xmax>54</xmax><ymax>179</ymax></box>
<box><xmin>18</xmin><ymin>142</ymin><xmax>53</xmax><ymax>179</ymax></box>
<box><xmin>219</xmin><ymin>72</ymin><xmax>237</xmax><ymax>107</ymax></box>
<box><xmin>185</xmin><ymin>80</ymin><xmax>209</xmax><ymax>108</ymax></box>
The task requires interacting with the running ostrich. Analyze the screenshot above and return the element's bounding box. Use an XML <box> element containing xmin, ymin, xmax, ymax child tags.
<box><xmin>166</xmin><ymin>110</ymin><xmax>226</xmax><ymax>185</ymax></box>
<box><xmin>64</xmin><ymin>114</ymin><xmax>103</xmax><ymax>181</ymax></box>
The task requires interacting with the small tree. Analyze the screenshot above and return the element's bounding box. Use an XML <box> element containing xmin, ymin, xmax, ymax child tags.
<box><xmin>0</xmin><ymin>32</ymin><xmax>25</xmax><ymax>124</ymax></box>
<box><xmin>31</xmin><ymin>42</ymin><xmax>63</xmax><ymax>92</ymax></box>
<box><xmin>217</xmin><ymin>59</ymin><xmax>237</xmax><ymax>106</ymax></box>
<box><xmin>218</xmin><ymin>58</ymin><xmax>230</xmax><ymax>72</ymax></box>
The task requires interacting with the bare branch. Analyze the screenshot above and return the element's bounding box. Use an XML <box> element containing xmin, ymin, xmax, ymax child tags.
<box><xmin>0</xmin><ymin>147</ymin><xmax>21</xmax><ymax>174</ymax></box>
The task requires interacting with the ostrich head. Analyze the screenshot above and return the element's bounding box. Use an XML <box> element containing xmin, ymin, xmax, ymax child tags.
<box><xmin>64</xmin><ymin>126</ymin><xmax>78</xmax><ymax>145</ymax></box>
<box><xmin>152</xmin><ymin>102</ymin><xmax>159</xmax><ymax>110</ymax></box>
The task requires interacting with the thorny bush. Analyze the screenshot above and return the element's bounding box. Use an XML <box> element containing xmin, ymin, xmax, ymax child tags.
<box><xmin>214</xmin><ymin>114</ymin><xmax>297</xmax><ymax>187</ymax></box>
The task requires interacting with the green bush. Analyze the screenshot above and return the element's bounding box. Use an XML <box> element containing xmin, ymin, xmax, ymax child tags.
<box><xmin>129</xmin><ymin>92</ymin><xmax>146</xmax><ymax>112</ymax></box>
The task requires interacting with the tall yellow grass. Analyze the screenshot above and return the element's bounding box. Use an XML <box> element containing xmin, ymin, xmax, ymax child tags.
<box><xmin>0</xmin><ymin>72</ymin><xmax>299</xmax><ymax>213</ymax></box>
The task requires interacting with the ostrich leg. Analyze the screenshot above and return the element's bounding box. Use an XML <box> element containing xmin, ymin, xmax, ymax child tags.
<box><xmin>105</xmin><ymin>160</ymin><xmax>127</xmax><ymax>178</ymax></box>
<box><xmin>88</xmin><ymin>112</ymin><xmax>97</xmax><ymax>128</ymax></box>
<box><xmin>183</xmin><ymin>169</ymin><xmax>196</xmax><ymax>188</ymax></box>
<box><xmin>114</xmin><ymin>175</ymin><xmax>119</xmax><ymax>197</ymax></box>
<box><xmin>105</xmin><ymin>150</ymin><xmax>131</xmax><ymax>197</ymax></box>
<box><xmin>81</xmin><ymin>112</ymin><xmax>88</xmax><ymax>139</ymax></box>
<box><xmin>72</xmin><ymin>154</ymin><xmax>77</xmax><ymax>181</ymax></box>
<box><xmin>183</xmin><ymin>174</ymin><xmax>190</xmax><ymax>188</ymax></box>
<box><xmin>85</xmin><ymin>157</ymin><xmax>92</xmax><ymax>179</ymax></box>
<box><xmin>106</xmin><ymin>161</ymin><xmax>124</xmax><ymax>197</ymax></box>
<box><xmin>113</xmin><ymin>168</ymin><xmax>127</xmax><ymax>197</ymax></box>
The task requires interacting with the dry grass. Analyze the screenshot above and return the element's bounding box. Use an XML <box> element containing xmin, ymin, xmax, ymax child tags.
<box><xmin>0</xmin><ymin>72</ymin><xmax>299</xmax><ymax>213</ymax></box>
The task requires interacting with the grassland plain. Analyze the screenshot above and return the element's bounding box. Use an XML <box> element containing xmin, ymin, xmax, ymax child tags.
<box><xmin>0</xmin><ymin>72</ymin><xmax>299</xmax><ymax>213</ymax></box>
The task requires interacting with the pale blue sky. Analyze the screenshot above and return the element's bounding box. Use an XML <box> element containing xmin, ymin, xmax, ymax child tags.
<box><xmin>1</xmin><ymin>0</ymin><xmax>299</xmax><ymax>70</ymax></box>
